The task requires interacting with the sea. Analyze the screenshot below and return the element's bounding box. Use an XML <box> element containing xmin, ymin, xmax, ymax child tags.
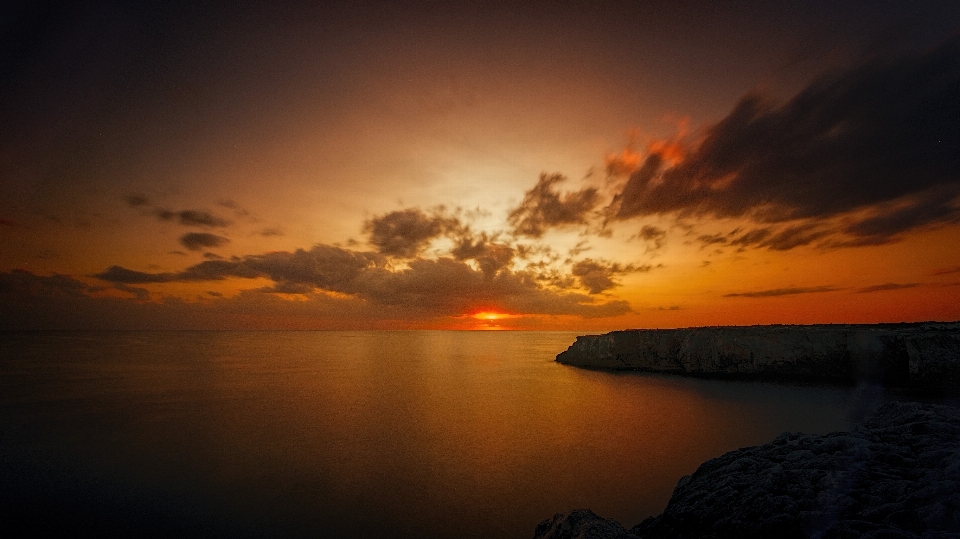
<box><xmin>0</xmin><ymin>330</ymin><xmax>937</xmax><ymax>538</ymax></box>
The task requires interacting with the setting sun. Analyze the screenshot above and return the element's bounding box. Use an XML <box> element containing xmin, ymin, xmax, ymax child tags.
<box><xmin>473</xmin><ymin>311</ymin><xmax>508</xmax><ymax>321</ymax></box>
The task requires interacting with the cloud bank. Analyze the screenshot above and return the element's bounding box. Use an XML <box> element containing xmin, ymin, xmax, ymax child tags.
<box><xmin>603</xmin><ymin>37</ymin><xmax>960</xmax><ymax>249</ymax></box>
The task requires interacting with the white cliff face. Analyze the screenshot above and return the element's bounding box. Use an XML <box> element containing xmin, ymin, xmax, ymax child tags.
<box><xmin>556</xmin><ymin>323</ymin><xmax>960</xmax><ymax>389</ymax></box>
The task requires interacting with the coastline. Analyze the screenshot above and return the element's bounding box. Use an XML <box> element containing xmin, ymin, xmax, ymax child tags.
<box><xmin>535</xmin><ymin>401</ymin><xmax>960</xmax><ymax>539</ymax></box>
<box><xmin>556</xmin><ymin>322</ymin><xmax>960</xmax><ymax>390</ymax></box>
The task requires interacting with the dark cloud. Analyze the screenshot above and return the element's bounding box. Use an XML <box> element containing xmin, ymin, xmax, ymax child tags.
<box><xmin>729</xmin><ymin>228</ymin><xmax>771</xmax><ymax>248</ymax></box>
<box><xmin>508</xmin><ymin>173</ymin><xmax>600</xmax><ymax>237</ymax></box>
<box><xmin>450</xmin><ymin>232</ymin><xmax>514</xmax><ymax>277</ymax></box>
<box><xmin>364</xmin><ymin>208</ymin><xmax>457</xmax><ymax>258</ymax></box>
<box><xmin>696</xmin><ymin>233</ymin><xmax>728</xmax><ymax>246</ymax></box>
<box><xmin>217</xmin><ymin>199</ymin><xmax>252</xmax><ymax>218</ymax></box>
<box><xmin>570</xmin><ymin>258</ymin><xmax>651</xmax><ymax>294</ymax></box>
<box><xmin>840</xmin><ymin>189</ymin><xmax>960</xmax><ymax>245</ymax></box>
<box><xmin>724</xmin><ymin>285</ymin><xmax>840</xmax><ymax>298</ymax></box>
<box><xmin>856</xmin><ymin>282</ymin><xmax>922</xmax><ymax>293</ymax></box>
<box><xmin>113</xmin><ymin>283</ymin><xmax>150</xmax><ymax>301</ymax></box>
<box><xmin>161</xmin><ymin>209</ymin><xmax>231</xmax><ymax>228</ymax></box>
<box><xmin>932</xmin><ymin>266</ymin><xmax>960</xmax><ymax>276</ymax></box>
<box><xmin>92</xmin><ymin>244</ymin><xmax>628</xmax><ymax>318</ymax></box>
<box><xmin>124</xmin><ymin>194</ymin><xmax>232</xmax><ymax>228</ymax></box>
<box><xmin>0</xmin><ymin>269</ymin><xmax>94</xmax><ymax>298</ymax></box>
<box><xmin>180</xmin><ymin>233</ymin><xmax>230</xmax><ymax>251</ymax></box>
<box><xmin>699</xmin><ymin>224</ymin><xmax>846</xmax><ymax>251</ymax></box>
<box><xmin>567</xmin><ymin>240</ymin><xmax>591</xmax><ymax>257</ymax></box>
<box><xmin>761</xmin><ymin>225</ymin><xmax>830</xmax><ymax>251</ymax></box>
<box><xmin>260</xmin><ymin>227</ymin><xmax>284</xmax><ymax>237</ymax></box>
<box><xmin>636</xmin><ymin>225</ymin><xmax>666</xmax><ymax>251</ymax></box>
<box><xmin>611</xmin><ymin>37</ymin><xmax>960</xmax><ymax>248</ymax></box>
<box><xmin>124</xmin><ymin>194</ymin><xmax>150</xmax><ymax>207</ymax></box>
<box><xmin>94</xmin><ymin>266</ymin><xmax>176</xmax><ymax>284</ymax></box>
<box><xmin>97</xmin><ymin>245</ymin><xmax>384</xmax><ymax>290</ymax></box>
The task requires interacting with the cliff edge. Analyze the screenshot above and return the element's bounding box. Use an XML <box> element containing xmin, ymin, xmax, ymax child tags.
<box><xmin>556</xmin><ymin>323</ymin><xmax>960</xmax><ymax>389</ymax></box>
<box><xmin>535</xmin><ymin>401</ymin><xmax>960</xmax><ymax>539</ymax></box>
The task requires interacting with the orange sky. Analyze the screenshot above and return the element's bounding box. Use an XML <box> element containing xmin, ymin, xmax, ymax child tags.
<box><xmin>1</xmin><ymin>1</ymin><xmax>959</xmax><ymax>330</ymax></box>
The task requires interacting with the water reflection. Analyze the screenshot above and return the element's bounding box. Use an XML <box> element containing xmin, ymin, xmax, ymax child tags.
<box><xmin>0</xmin><ymin>331</ymin><xmax>924</xmax><ymax>538</ymax></box>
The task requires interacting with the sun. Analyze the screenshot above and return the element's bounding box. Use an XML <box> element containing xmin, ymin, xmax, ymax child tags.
<box><xmin>466</xmin><ymin>310</ymin><xmax>517</xmax><ymax>330</ymax></box>
<box><xmin>472</xmin><ymin>311</ymin><xmax>506</xmax><ymax>321</ymax></box>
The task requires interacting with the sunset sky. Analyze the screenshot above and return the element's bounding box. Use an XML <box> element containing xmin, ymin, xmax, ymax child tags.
<box><xmin>2</xmin><ymin>0</ymin><xmax>959</xmax><ymax>330</ymax></box>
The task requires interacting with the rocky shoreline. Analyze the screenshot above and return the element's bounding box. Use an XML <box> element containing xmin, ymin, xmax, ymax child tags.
<box><xmin>534</xmin><ymin>401</ymin><xmax>960</xmax><ymax>539</ymax></box>
<box><xmin>556</xmin><ymin>323</ymin><xmax>960</xmax><ymax>389</ymax></box>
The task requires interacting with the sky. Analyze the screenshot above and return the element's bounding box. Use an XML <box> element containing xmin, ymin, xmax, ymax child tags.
<box><xmin>1</xmin><ymin>0</ymin><xmax>959</xmax><ymax>330</ymax></box>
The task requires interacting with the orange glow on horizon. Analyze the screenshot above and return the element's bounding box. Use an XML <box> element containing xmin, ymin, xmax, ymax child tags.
<box><xmin>472</xmin><ymin>311</ymin><xmax>509</xmax><ymax>321</ymax></box>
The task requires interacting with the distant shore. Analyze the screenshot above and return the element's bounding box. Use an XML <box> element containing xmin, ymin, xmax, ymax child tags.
<box><xmin>557</xmin><ymin>322</ymin><xmax>960</xmax><ymax>389</ymax></box>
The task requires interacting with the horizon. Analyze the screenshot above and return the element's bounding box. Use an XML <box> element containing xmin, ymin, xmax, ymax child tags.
<box><xmin>3</xmin><ymin>1</ymin><xmax>960</xmax><ymax>331</ymax></box>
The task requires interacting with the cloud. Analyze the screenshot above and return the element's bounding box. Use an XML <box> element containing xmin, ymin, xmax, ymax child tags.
<box><xmin>724</xmin><ymin>285</ymin><xmax>840</xmax><ymax>298</ymax></box>
<box><xmin>697</xmin><ymin>224</ymin><xmax>831</xmax><ymax>251</ymax></box>
<box><xmin>363</xmin><ymin>208</ymin><xmax>457</xmax><ymax>258</ymax></box>
<box><xmin>636</xmin><ymin>225</ymin><xmax>667</xmax><ymax>251</ymax></box>
<box><xmin>839</xmin><ymin>189</ymin><xmax>960</xmax><ymax>245</ymax></box>
<box><xmin>450</xmin><ymin>232</ymin><xmax>514</xmax><ymax>277</ymax></box>
<box><xmin>605</xmin><ymin>148</ymin><xmax>642</xmax><ymax>177</ymax></box>
<box><xmin>123</xmin><ymin>195</ymin><xmax>232</xmax><ymax>228</ymax></box>
<box><xmin>94</xmin><ymin>266</ymin><xmax>176</xmax><ymax>284</ymax></box>
<box><xmin>159</xmin><ymin>209</ymin><xmax>231</xmax><ymax>228</ymax></box>
<box><xmin>217</xmin><ymin>199</ymin><xmax>252</xmax><ymax>218</ymax></box>
<box><xmin>609</xmin><ymin>37</ymin><xmax>960</xmax><ymax>248</ymax></box>
<box><xmin>508</xmin><ymin>173</ymin><xmax>600</xmax><ymax>237</ymax></box>
<box><xmin>696</xmin><ymin>233</ymin><xmax>728</xmax><ymax>246</ymax></box>
<box><xmin>0</xmin><ymin>269</ymin><xmax>96</xmax><ymax>298</ymax></box>
<box><xmin>932</xmin><ymin>266</ymin><xmax>960</xmax><ymax>276</ymax></box>
<box><xmin>180</xmin><ymin>233</ymin><xmax>230</xmax><ymax>251</ymax></box>
<box><xmin>124</xmin><ymin>194</ymin><xmax>150</xmax><ymax>207</ymax></box>
<box><xmin>856</xmin><ymin>282</ymin><xmax>922</xmax><ymax>293</ymax></box>
<box><xmin>91</xmin><ymin>243</ymin><xmax>629</xmax><ymax>319</ymax></box>
<box><xmin>761</xmin><ymin>225</ymin><xmax>830</xmax><ymax>251</ymax></box>
<box><xmin>570</xmin><ymin>258</ymin><xmax>651</xmax><ymax>294</ymax></box>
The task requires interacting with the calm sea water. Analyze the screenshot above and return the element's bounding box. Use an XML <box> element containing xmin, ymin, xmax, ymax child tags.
<box><xmin>0</xmin><ymin>331</ymin><xmax>912</xmax><ymax>538</ymax></box>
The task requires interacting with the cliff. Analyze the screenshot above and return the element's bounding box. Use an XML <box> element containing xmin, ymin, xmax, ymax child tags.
<box><xmin>534</xmin><ymin>401</ymin><xmax>960</xmax><ymax>539</ymax></box>
<box><xmin>556</xmin><ymin>323</ymin><xmax>960</xmax><ymax>389</ymax></box>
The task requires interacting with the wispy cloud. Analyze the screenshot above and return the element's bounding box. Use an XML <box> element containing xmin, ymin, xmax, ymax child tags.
<box><xmin>508</xmin><ymin>173</ymin><xmax>600</xmax><ymax>238</ymax></box>
<box><xmin>124</xmin><ymin>194</ymin><xmax>232</xmax><ymax>228</ymax></box>
<box><xmin>724</xmin><ymin>286</ymin><xmax>840</xmax><ymax>298</ymax></box>
<box><xmin>158</xmin><ymin>209</ymin><xmax>231</xmax><ymax>228</ymax></box>
<box><xmin>606</xmin><ymin>37</ymin><xmax>960</xmax><ymax>249</ymax></box>
<box><xmin>931</xmin><ymin>266</ymin><xmax>960</xmax><ymax>276</ymax></box>
<box><xmin>180</xmin><ymin>233</ymin><xmax>230</xmax><ymax>251</ymax></box>
<box><xmin>856</xmin><ymin>282</ymin><xmax>922</xmax><ymax>293</ymax></box>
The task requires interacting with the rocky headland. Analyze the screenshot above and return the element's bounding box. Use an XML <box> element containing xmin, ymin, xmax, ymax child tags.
<box><xmin>556</xmin><ymin>323</ymin><xmax>960</xmax><ymax>389</ymax></box>
<box><xmin>534</xmin><ymin>401</ymin><xmax>960</xmax><ymax>539</ymax></box>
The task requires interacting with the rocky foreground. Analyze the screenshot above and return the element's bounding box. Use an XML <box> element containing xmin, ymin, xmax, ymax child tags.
<box><xmin>535</xmin><ymin>401</ymin><xmax>960</xmax><ymax>539</ymax></box>
<box><xmin>556</xmin><ymin>323</ymin><xmax>960</xmax><ymax>389</ymax></box>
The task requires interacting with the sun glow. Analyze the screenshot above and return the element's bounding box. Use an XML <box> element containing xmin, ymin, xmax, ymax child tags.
<box><xmin>472</xmin><ymin>311</ymin><xmax>507</xmax><ymax>321</ymax></box>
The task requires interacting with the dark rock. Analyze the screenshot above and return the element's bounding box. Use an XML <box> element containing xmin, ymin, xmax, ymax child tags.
<box><xmin>536</xmin><ymin>402</ymin><xmax>960</xmax><ymax>539</ymax></box>
<box><xmin>556</xmin><ymin>323</ymin><xmax>960</xmax><ymax>389</ymax></box>
<box><xmin>533</xmin><ymin>509</ymin><xmax>640</xmax><ymax>539</ymax></box>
